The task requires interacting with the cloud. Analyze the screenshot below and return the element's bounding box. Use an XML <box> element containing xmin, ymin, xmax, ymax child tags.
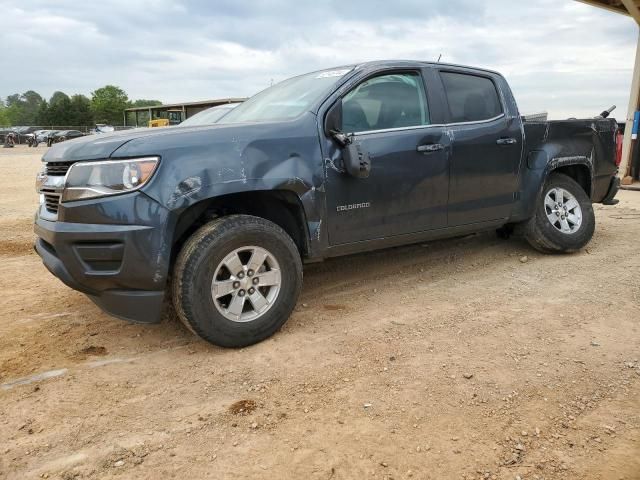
<box><xmin>0</xmin><ymin>0</ymin><xmax>636</xmax><ymax>119</ymax></box>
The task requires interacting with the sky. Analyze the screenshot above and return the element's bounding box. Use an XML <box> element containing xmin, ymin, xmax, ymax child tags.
<box><xmin>0</xmin><ymin>0</ymin><xmax>637</xmax><ymax>120</ymax></box>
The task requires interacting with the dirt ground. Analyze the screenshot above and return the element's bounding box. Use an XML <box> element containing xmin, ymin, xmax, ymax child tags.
<box><xmin>0</xmin><ymin>145</ymin><xmax>638</xmax><ymax>480</ymax></box>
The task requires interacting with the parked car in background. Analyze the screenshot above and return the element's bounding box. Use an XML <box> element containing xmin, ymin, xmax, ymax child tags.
<box><xmin>2</xmin><ymin>131</ymin><xmax>16</xmax><ymax>147</ymax></box>
<box><xmin>10</xmin><ymin>126</ymin><xmax>39</xmax><ymax>144</ymax></box>
<box><xmin>25</xmin><ymin>132</ymin><xmax>37</xmax><ymax>147</ymax></box>
<box><xmin>33</xmin><ymin>130</ymin><xmax>59</xmax><ymax>146</ymax></box>
<box><xmin>2</xmin><ymin>127</ymin><xmax>67</xmax><ymax>146</ymax></box>
<box><xmin>179</xmin><ymin>103</ymin><xmax>241</xmax><ymax>126</ymax></box>
<box><xmin>26</xmin><ymin>130</ymin><xmax>57</xmax><ymax>147</ymax></box>
<box><xmin>37</xmin><ymin>130</ymin><xmax>58</xmax><ymax>143</ymax></box>
<box><xmin>49</xmin><ymin>130</ymin><xmax>84</xmax><ymax>145</ymax></box>
<box><xmin>0</xmin><ymin>128</ymin><xmax>12</xmax><ymax>143</ymax></box>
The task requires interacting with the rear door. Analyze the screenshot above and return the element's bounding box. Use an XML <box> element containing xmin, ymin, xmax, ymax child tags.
<box><xmin>324</xmin><ymin>70</ymin><xmax>450</xmax><ymax>245</ymax></box>
<box><xmin>438</xmin><ymin>70</ymin><xmax>523</xmax><ymax>225</ymax></box>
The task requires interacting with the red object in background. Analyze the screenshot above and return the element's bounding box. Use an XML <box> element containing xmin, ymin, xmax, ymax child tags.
<box><xmin>615</xmin><ymin>130</ymin><xmax>623</xmax><ymax>167</ymax></box>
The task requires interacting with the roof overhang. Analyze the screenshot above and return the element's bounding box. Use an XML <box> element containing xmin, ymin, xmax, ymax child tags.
<box><xmin>124</xmin><ymin>98</ymin><xmax>247</xmax><ymax>113</ymax></box>
<box><xmin>576</xmin><ymin>0</ymin><xmax>640</xmax><ymax>23</ymax></box>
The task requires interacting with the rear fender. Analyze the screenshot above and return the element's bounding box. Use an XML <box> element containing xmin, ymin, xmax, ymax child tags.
<box><xmin>512</xmin><ymin>119</ymin><xmax>614</xmax><ymax>221</ymax></box>
<box><xmin>513</xmin><ymin>148</ymin><xmax>595</xmax><ymax>222</ymax></box>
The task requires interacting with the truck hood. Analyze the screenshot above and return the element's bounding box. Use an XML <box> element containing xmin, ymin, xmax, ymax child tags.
<box><xmin>42</xmin><ymin>124</ymin><xmax>245</xmax><ymax>162</ymax></box>
<box><xmin>40</xmin><ymin>115</ymin><xmax>323</xmax><ymax>212</ymax></box>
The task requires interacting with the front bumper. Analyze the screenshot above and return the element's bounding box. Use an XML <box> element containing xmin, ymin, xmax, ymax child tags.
<box><xmin>33</xmin><ymin>192</ymin><xmax>173</xmax><ymax>323</ymax></box>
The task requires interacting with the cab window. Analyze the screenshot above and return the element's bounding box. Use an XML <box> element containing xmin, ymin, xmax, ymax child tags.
<box><xmin>440</xmin><ymin>72</ymin><xmax>503</xmax><ymax>123</ymax></box>
<box><xmin>341</xmin><ymin>73</ymin><xmax>430</xmax><ymax>133</ymax></box>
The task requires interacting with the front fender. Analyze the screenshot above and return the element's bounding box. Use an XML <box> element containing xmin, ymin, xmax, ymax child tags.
<box><xmin>116</xmin><ymin>114</ymin><xmax>327</xmax><ymax>260</ymax></box>
<box><xmin>157</xmin><ymin>176</ymin><xmax>326</xmax><ymax>261</ymax></box>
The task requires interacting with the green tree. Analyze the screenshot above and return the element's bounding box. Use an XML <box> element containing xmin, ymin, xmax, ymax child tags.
<box><xmin>4</xmin><ymin>91</ymin><xmax>44</xmax><ymax>125</ymax></box>
<box><xmin>5</xmin><ymin>94</ymin><xmax>21</xmax><ymax>107</ymax></box>
<box><xmin>129</xmin><ymin>99</ymin><xmax>162</xmax><ymax>108</ymax></box>
<box><xmin>47</xmin><ymin>91</ymin><xmax>72</xmax><ymax>126</ymax></box>
<box><xmin>91</xmin><ymin>85</ymin><xmax>129</xmax><ymax>125</ymax></box>
<box><xmin>36</xmin><ymin>100</ymin><xmax>50</xmax><ymax>125</ymax></box>
<box><xmin>69</xmin><ymin>94</ymin><xmax>93</xmax><ymax>126</ymax></box>
<box><xmin>4</xmin><ymin>95</ymin><xmax>22</xmax><ymax>125</ymax></box>
<box><xmin>0</xmin><ymin>99</ymin><xmax>9</xmax><ymax>126</ymax></box>
<box><xmin>21</xmin><ymin>90</ymin><xmax>43</xmax><ymax>124</ymax></box>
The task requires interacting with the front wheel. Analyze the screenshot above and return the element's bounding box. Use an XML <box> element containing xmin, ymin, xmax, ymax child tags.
<box><xmin>523</xmin><ymin>172</ymin><xmax>595</xmax><ymax>253</ymax></box>
<box><xmin>172</xmin><ymin>215</ymin><xmax>303</xmax><ymax>348</ymax></box>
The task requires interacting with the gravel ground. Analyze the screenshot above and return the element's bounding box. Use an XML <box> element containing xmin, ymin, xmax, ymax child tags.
<box><xmin>0</xmin><ymin>145</ymin><xmax>639</xmax><ymax>480</ymax></box>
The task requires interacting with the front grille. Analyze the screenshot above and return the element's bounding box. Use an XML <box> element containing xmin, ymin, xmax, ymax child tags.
<box><xmin>41</xmin><ymin>188</ymin><xmax>61</xmax><ymax>214</ymax></box>
<box><xmin>45</xmin><ymin>162</ymin><xmax>73</xmax><ymax>176</ymax></box>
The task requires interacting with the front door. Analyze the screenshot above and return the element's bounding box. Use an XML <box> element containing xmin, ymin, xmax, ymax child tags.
<box><xmin>325</xmin><ymin>71</ymin><xmax>450</xmax><ymax>245</ymax></box>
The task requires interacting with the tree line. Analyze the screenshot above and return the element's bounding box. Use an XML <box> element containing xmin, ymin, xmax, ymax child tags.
<box><xmin>0</xmin><ymin>86</ymin><xmax>162</xmax><ymax>127</ymax></box>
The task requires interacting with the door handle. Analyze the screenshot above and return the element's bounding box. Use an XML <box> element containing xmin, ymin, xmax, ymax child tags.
<box><xmin>496</xmin><ymin>137</ymin><xmax>517</xmax><ymax>145</ymax></box>
<box><xmin>417</xmin><ymin>143</ymin><xmax>444</xmax><ymax>153</ymax></box>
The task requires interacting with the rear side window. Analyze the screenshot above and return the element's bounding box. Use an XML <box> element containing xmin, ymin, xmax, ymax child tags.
<box><xmin>440</xmin><ymin>72</ymin><xmax>503</xmax><ymax>123</ymax></box>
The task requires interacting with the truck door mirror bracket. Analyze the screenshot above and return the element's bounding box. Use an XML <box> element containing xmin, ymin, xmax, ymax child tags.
<box><xmin>330</xmin><ymin>129</ymin><xmax>351</xmax><ymax>148</ymax></box>
<box><xmin>326</xmin><ymin>100</ymin><xmax>370</xmax><ymax>178</ymax></box>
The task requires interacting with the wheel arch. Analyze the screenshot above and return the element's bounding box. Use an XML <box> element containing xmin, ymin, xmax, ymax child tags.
<box><xmin>171</xmin><ymin>189</ymin><xmax>311</xmax><ymax>267</ymax></box>
<box><xmin>548</xmin><ymin>160</ymin><xmax>593</xmax><ymax>198</ymax></box>
<box><xmin>512</xmin><ymin>153</ymin><xmax>595</xmax><ymax>223</ymax></box>
<box><xmin>533</xmin><ymin>157</ymin><xmax>594</xmax><ymax>220</ymax></box>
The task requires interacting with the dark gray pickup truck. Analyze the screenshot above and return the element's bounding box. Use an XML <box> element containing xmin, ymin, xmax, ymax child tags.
<box><xmin>35</xmin><ymin>60</ymin><xmax>621</xmax><ymax>347</ymax></box>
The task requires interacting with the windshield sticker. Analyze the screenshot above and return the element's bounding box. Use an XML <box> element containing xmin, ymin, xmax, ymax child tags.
<box><xmin>316</xmin><ymin>69</ymin><xmax>351</xmax><ymax>79</ymax></box>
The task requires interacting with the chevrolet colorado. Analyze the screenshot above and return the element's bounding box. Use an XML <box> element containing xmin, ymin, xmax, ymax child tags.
<box><xmin>34</xmin><ymin>61</ymin><xmax>621</xmax><ymax>347</ymax></box>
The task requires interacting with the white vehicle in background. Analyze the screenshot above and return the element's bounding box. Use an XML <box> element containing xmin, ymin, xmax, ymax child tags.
<box><xmin>179</xmin><ymin>103</ymin><xmax>241</xmax><ymax>126</ymax></box>
<box><xmin>91</xmin><ymin>124</ymin><xmax>116</xmax><ymax>134</ymax></box>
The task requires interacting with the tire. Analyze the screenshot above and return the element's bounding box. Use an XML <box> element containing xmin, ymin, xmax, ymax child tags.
<box><xmin>523</xmin><ymin>172</ymin><xmax>595</xmax><ymax>253</ymax></box>
<box><xmin>172</xmin><ymin>215</ymin><xmax>303</xmax><ymax>348</ymax></box>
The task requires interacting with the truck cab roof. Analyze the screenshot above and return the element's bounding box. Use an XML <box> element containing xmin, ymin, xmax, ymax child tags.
<box><xmin>350</xmin><ymin>60</ymin><xmax>502</xmax><ymax>76</ymax></box>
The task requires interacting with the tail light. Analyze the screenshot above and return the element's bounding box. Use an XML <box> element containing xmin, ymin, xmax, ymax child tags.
<box><xmin>615</xmin><ymin>130</ymin><xmax>623</xmax><ymax>167</ymax></box>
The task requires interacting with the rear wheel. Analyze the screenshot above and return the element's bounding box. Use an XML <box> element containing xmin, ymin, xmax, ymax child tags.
<box><xmin>523</xmin><ymin>173</ymin><xmax>595</xmax><ymax>253</ymax></box>
<box><xmin>172</xmin><ymin>215</ymin><xmax>303</xmax><ymax>347</ymax></box>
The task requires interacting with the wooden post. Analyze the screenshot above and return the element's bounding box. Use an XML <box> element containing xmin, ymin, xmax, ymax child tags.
<box><xmin>620</xmin><ymin>31</ymin><xmax>640</xmax><ymax>183</ymax></box>
<box><xmin>621</xmin><ymin>0</ymin><xmax>640</xmax><ymax>23</ymax></box>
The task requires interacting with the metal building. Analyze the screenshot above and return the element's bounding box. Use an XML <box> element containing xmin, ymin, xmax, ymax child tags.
<box><xmin>124</xmin><ymin>98</ymin><xmax>246</xmax><ymax>127</ymax></box>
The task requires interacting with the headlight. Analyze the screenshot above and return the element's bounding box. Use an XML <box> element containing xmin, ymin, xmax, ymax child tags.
<box><xmin>62</xmin><ymin>157</ymin><xmax>159</xmax><ymax>202</ymax></box>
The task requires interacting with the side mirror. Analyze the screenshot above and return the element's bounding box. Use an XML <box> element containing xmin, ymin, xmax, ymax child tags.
<box><xmin>325</xmin><ymin>100</ymin><xmax>371</xmax><ymax>179</ymax></box>
<box><xmin>342</xmin><ymin>140</ymin><xmax>371</xmax><ymax>179</ymax></box>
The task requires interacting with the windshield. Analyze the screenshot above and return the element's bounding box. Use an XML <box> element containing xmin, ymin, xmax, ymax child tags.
<box><xmin>180</xmin><ymin>104</ymin><xmax>239</xmax><ymax>126</ymax></box>
<box><xmin>220</xmin><ymin>67</ymin><xmax>353</xmax><ymax>123</ymax></box>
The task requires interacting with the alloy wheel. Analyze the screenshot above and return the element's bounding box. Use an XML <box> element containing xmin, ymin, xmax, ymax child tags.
<box><xmin>544</xmin><ymin>187</ymin><xmax>583</xmax><ymax>234</ymax></box>
<box><xmin>211</xmin><ymin>246</ymin><xmax>282</xmax><ymax>322</ymax></box>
